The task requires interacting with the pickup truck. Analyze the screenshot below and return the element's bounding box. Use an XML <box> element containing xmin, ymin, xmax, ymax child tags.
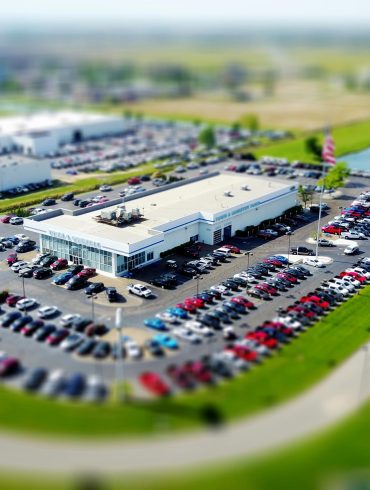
<box><xmin>127</xmin><ymin>283</ymin><xmax>152</xmax><ymax>298</ymax></box>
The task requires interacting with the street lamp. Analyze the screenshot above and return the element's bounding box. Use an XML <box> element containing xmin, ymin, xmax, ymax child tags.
<box><xmin>287</xmin><ymin>231</ymin><xmax>294</xmax><ymax>264</ymax></box>
<box><xmin>113</xmin><ymin>307</ymin><xmax>124</xmax><ymax>403</ymax></box>
<box><xmin>88</xmin><ymin>294</ymin><xmax>98</xmax><ymax>323</ymax></box>
<box><xmin>245</xmin><ymin>251</ymin><xmax>253</xmax><ymax>269</ymax></box>
<box><xmin>193</xmin><ymin>273</ymin><xmax>203</xmax><ymax>296</ymax></box>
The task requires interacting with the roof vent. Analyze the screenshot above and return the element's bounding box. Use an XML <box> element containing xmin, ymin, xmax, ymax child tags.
<box><xmin>224</xmin><ymin>191</ymin><xmax>233</xmax><ymax>197</ymax></box>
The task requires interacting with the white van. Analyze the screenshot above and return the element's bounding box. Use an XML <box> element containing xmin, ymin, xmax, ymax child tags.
<box><xmin>215</xmin><ymin>247</ymin><xmax>232</xmax><ymax>257</ymax></box>
<box><xmin>344</xmin><ymin>243</ymin><xmax>360</xmax><ymax>255</ymax></box>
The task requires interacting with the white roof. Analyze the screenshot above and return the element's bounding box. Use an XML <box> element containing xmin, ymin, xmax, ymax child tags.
<box><xmin>0</xmin><ymin>111</ymin><xmax>122</xmax><ymax>136</ymax></box>
<box><xmin>35</xmin><ymin>173</ymin><xmax>296</xmax><ymax>246</ymax></box>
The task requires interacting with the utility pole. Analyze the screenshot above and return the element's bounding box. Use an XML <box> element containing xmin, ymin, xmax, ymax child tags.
<box><xmin>114</xmin><ymin>308</ymin><xmax>124</xmax><ymax>403</ymax></box>
<box><xmin>287</xmin><ymin>231</ymin><xmax>294</xmax><ymax>264</ymax></box>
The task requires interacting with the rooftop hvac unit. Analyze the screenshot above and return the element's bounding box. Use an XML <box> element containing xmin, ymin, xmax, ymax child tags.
<box><xmin>100</xmin><ymin>210</ymin><xmax>115</xmax><ymax>220</ymax></box>
<box><xmin>224</xmin><ymin>191</ymin><xmax>232</xmax><ymax>197</ymax></box>
<box><xmin>122</xmin><ymin>211</ymin><xmax>132</xmax><ymax>221</ymax></box>
<box><xmin>131</xmin><ymin>208</ymin><xmax>141</xmax><ymax>217</ymax></box>
<box><xmin>115</xmin><ymin>207</ymin><xmax>125</xmax><ymax>219</ymax></box>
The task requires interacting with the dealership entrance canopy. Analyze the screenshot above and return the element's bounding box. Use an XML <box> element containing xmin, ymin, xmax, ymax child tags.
<box><xmin>24</xmin><ymin>173</ymin><xmax>298</xmax><ymax>277</ymax></box>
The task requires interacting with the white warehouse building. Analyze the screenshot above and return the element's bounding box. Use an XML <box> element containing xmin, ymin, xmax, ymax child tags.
<box><xmin>24</xmin><ymin>174</ymin><xmax>298</xmax><ymax>277</ymax></box>
<box><xmin>0</xmin><ymin>155</ymin><xmax>51</xmax><ymax>193</ymax></box>
<box><xmin>0</xmin><ymin>111</ymin><xmax>125</xmax><ymax>157</ymax></box>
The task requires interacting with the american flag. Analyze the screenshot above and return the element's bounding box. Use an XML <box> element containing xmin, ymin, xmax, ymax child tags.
<box><xmin>322</xmin><ymin>130</ymin><xmax>336</xmax><ymax>166</ymax></box>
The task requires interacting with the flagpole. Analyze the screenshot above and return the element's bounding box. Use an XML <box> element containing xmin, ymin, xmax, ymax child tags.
<box><xmin>315</xmin><ymin>162</ymin><xmax>327</xmax><ymax>258</ymax></box>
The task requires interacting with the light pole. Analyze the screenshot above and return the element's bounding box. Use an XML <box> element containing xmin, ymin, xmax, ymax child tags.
<box><xmin>287</xmin><ymin>231</ymin><xmax>294</xmax><ymax>264</ymax></box>
<box><xmin>245</xmin><ymin>251</ymin><xmax>253</xmax><ymax>269</ymax></box>
<box><xmin>89</xmin><ymin>294</ymin><xmax>97</xmax><ymax>323</ymax></box>
<box><xmin>193</xmin><ymin>273</ymin><xmax>203</xmax><ymax>296</ymax></box>
<box><xmin>114</xmin><ymin>307</ymin><xmax>124</xmax><ymax>403</ymax></box>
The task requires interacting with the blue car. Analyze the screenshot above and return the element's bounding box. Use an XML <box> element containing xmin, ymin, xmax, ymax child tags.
<box><xmin>270</xmin><ymin>255</ymin><xmax>289</xmax><ymax>265</ymax></box>
<box><xmin>144</xmin><ymin>318</ymin><xmax>166</xmax><ymax>330</ymax></box>
<box><xmin>53</xmin><ymin>271</ymin><xmax>74</xmax><ymax>285</ymax></box>
<box><xmin>166</xmin><ymin>307</ymin><xmax>188</xmax><ymax>319</ymax></box>
<box><xmin>64</xmin><ymin>373</ymin><xmax>86</xmax><ymax>398</ymax></box>
<box><xmin>152</xmin><ymin>334</ymin><xmax>178</xmax><ymax>350</ymax></box>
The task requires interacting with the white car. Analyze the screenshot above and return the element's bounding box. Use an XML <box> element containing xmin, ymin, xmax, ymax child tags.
<box><xmin>238</xmin><ymin>338</ymin><xmax>270</xmax><ymax>356</ymax></box>
<box><xmin>198</xmin><ymin>258</ymin><xmax>213</xmax><ymax>268</ymax></box>
<box><xmin>99</xmin><ymin>185</ymin><xmax>112</xmax><ymax>192</ymax></box>
<box><xmin>341</xmin><ymin>231</ymin><xmax>366</xmax><ymax>240</ymax></box>
<box><xmin>155</xmin><ymin>312</ymin><xmax>177</xmax><ymax>324</ymax></box>
<box><xmin>15</xmin><ymin>297</ymin><xmax>37</xmax><ymax>310</ymax></box>
<box><xmin>125</xmin><ymin>340</ymin><xmax>142</xmax><ymax>359</ymax></box>
<box><xmin>172</xmin><ymin>327</ymin><xmax>201</xmax><ymax>344</ymax></box>
<box><xmin>14</xmin><ymin>234</ymin><xmax>29</xmax><ymax>241</ymax></box>
<box><xmin>210</xmin><ymin>284</ymin><xmax>228</xmax><ymax>294</ymax></box>
<box><xmin>340</xmin><ymin>276</ymin><xmax>361</xmax><ymax>287</ymax></box>
<box><xmin>274</xmin><ymin>316</ymin><xmax>302</xmax><ymax>330</ymax></box>
<box><xmin>11</xmin><ymin>261</ymin><xmax>29</xmax><ymax>272</ymax></box>
<box><xmin>60</xmin><ymin>313</ymin><xmax>81</xmax><ymax>326</ymax></box>
<box><xmin>327</xmin><ymin>278</ymin><xmax>355</xmax><ymax>292</ymax></box>
<box><xmin>322</xmin><ymin>283</ymin><xmax>350</xmax><ymax>296</ymax></box>
<box><xmin>184</xmin><ymin>320</ymin><xmax>213</xmax><ymax>337</ymax></box>
<box><xmin>302</xmin><ymin>258</ymin><xmax>324</xmax><ymax>268</ymax></box>
<box><xmin>9</xmin><ymin>217</ymin><xmax>23</xmax><ymax>225</ymax></box>
<box><xmin>219</xmin><ymin>351</ymin><xmax>248</xmax><ymax>371</ymax></box>
<box><xmin>127</xmin><ymin>283</ymin><xmax>152</xmax><ymax>298</ymax></box>
<box><xmin>38</xmin><ymin>305</ymin><xmax>59</xmax><ymax>318</ymax></box>
<box><xmin>346</xmin><ymin>267</ymin><xmax>370</xmax><ymax>279</ymax></box>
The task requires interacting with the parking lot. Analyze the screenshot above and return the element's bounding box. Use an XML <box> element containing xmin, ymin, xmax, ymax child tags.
<box><xmin>0</xmin><ymin>172</ymin><xmax>369</xmax><ymax>400</ymax></box>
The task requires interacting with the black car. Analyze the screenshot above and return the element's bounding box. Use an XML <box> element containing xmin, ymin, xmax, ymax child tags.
<box><xmin>248</xmin><ymin>288</ymin><xmax>270</xmax><ymax>300</ymax></box>
<box><xmin>105</xmin><ymin>287</ymin><xmax>118</xmax><ymax>302</ymax></box>
<box><xmin>61</xmin><ymin>192</ymin><xmax>75</xmax><ymax>201</ymax></box>
<box><xmin>210</xmin><ymin>309</ymin><xmax>230</xmax><ymax>323</ymax></box>
<box><xmin>144</xmin><ymin>339</ymin><xmax>164</xmax><ymax>357</ymax></box>
<box><xmin>180</xmin><ymin>266</ymin><xmax>198</xmax><ymax>277</ymax></box>
<box><xmin>220</xmin><ymin>280</ymin><xmax>239</xmax><ymax>291</ymax></box>
<box><xmin>68</xmin><ymin>264</ymin><xmax>84</xmax><ymax>275</ymax></box>
<box><xmin>217</xmin><ymin>305</ymin><xmax>239</xmax><ymax>319</ymax></box>
<box><xmin>92</xmin><ymin>341</ymin><xmax>111</xmax><ymax>359</ymax></box>
<box><xmin>258</xmin><ymin>262</ymin><xmax>276</xmax><ymax>272</ymax></box>
<box><xmin>15</xmin><ymin>243</ymin><xmax>34</xmax><ymax>253</ymax></box>
<box><xmin>0</xmin><ymin>311</ymin><xmax>22</xmax><ymax>328</ymax></box>
<box><xmin>42</xmin><ymin>198</ymin><xmax>56</xmax><ymax>206</ymax></box>
<box><xmin>34</xmin><ymin>324</ymin><xmax>56</xmax><ymax>341</ymax></box>
<box><xmin>150</xmin><ymin>277</ymin><xmax>173</xmax><ymax>289</ymax></box>
<box><xmin>223</xmin><ymin>300</ymin><xmax>246</xmax><ymax>314</ymax></box>
<box><xmin>265</xmin><ymin>278</ymin><xmax>288</xmax><ymax>291</ymax></box>
<box><xmin>77</xmin><ymin>339</ymin><xmax>97</xmax><ymax>356</ymax></box>
<box><xmin>290</xmin><ymin>246</ymin><xmax>314</xmax><ymax>256</ymax></box>
<box><xmin>73</xmin><ymin>199</ymin><xmax>81</xmax><ymax>206</ymax></box>
<box><xmin>79</xmin><ymin>200</ymin><xmax>90</xmax><ymax>208</ymax></box>
<box><xmin>66</xmin><ymin>276</ymin><xmax>88</xmax><ymax>290</ymax></box>
<box><xmin>290</xmin><ymin>265</ymin><xmax>311</xmax><ymax>276</ymax></box>
<box><xmin>203</xmin><ymin>289</ymin><xmax>222</xmax><ymax>300</ymax></box>
<box><xmin>72</xmin><ymin>318</ymin><xmax>93</xmax><ymax>332</ymax></box>
<box><xmin>22</xmin><ymin>367</ymin><xmax>47</xmax><ymax>392</ymax></box>
<box><xmin>284</xmin><ymin>268</ymin><xmax>306</xmax><ymax>279</ymax></box>
<box><xmin>160</xmin><ymin>273</ymin><xmax>178</xmax><ymax>285</ymax></box>
<box><xmin>9</xmin><ymin>315</ymin><xmax>33</xmax><ymax>332</ymax></box>
<box><xmin>39</xmin><ymin>256</ymin><xmax>58</xmax><ymax>267</ymax></box>
<box><xmin>33</xmin><ymin>267</ymin><xmax>53</xmax><ymax>279</ymax></box>
<box><xmin>198</xmin><ymin>314</ymin><xmax>220</xmax><ymax>329</ymax></box>
<box><xmin>230</xmin><ymin>276</ymin><xmax>248</xmax><ymax>287</ymax></box>
<box><xmin>84</xmin><ymin>282</ymin><xmax>105</xmax><ymax>295</ymax></box>
<box><xmin>194</xmin><ymin>292</ymin><xmax>213</xmax><ymax>304</ymax></box>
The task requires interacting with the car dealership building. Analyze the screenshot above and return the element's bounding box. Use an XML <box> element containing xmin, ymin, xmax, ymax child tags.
<box><xmin>24</xmin><ymin>173</ymin><xmax>298</xmax><ymax>277</ymax></box>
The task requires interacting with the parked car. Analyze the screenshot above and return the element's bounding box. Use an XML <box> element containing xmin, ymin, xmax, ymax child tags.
<box><xmin>84</xmin><ymin>282</ymin><xmax>105</xmax><ymax>295</ymax></box>
<box><xmin>66</xmin><ymin>275</ymin><xmax>88</xmax><ymax>290</ymax></box>
<box><xmin>290</xmin><ymin>246</ymin><xmax>314</xmax><ymax>256</ymax></box>
<box><xmin>139</xmin><ymin>372</ymin><xmax>170</xmax><ymax>396</ymax></box>
<box><xmin>33</xmin><ymin>267</ymin><xmax>53</xmax><ymax>279</ymax></box>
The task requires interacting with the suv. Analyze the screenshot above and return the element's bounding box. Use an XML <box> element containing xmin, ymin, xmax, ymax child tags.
<box><xmin>290</xmin><ymin>246</ymin><xmax>314</xmax><ymax>256</ymax></box>
<box><xmin>105</xmin><ymin>287</ymin><xmax>118</xmax><ymax>302</ymax></box>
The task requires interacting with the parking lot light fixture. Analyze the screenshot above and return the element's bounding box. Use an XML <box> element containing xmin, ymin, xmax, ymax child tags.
<box><xmin>114</xmin><ymin>307</ymin><xmax>124</xmax><ymax>403</ymax></box>
<box><xmin>287</xmin><ymin>231</ymin><xmax>294</xmax><ymax>264</ymax></box>
<box><xmin>193</xmin><ymin>274</ymin><xmax>203</xmax><ymax>296</ymax></box>
<box><xmin>245</xmin><ymin>251</ymin><xmax>253</xmax><ymax>269</ymax></box>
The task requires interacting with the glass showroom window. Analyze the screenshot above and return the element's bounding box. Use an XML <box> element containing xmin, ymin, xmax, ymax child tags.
<box><xmin>146</xmin><ymin>251</ymin><xmax>154</xmax><ymax>261</ymax></box>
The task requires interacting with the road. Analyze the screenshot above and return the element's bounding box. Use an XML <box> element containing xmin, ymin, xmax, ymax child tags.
<box><xmin>0</xmin><ymin>341</ymin><xmax>368</xmax><ymax>474</ymax></box>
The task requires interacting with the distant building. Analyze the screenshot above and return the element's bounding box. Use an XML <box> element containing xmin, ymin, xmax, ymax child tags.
<box><xmin>0</xmin><ymin>154</ymin><xmax>51</xmax><ymax>192</ymax></box>
<box><xmin>0</xmin><ymin>111</ymin><xmax>125</xmax><ymax>157</ymax></box>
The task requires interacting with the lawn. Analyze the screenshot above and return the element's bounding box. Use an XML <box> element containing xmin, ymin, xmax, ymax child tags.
<box><xmin>255</xmin><ymin>118</ymin><xmax>370</xmax><ymax>162</ymax></box>
<box><xmin>0</xmin><ymin>287</ymin><xmax>369</xmax><ymax>439</ymax></box>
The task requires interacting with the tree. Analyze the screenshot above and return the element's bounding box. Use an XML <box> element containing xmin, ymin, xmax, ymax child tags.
<box><xmin>298</xmin><ymin>185</ymin><xmax>314</xmax><ymax>208</ymax></box>
<box><xmin>304</xmin><ymin>136</ymin><xmax>322</xmax><ymax>162</ymax></box>
<box><xmin>240</xmin><ymin>114</ymin><xmax>260</xmax><ymax>132</ymax></box>
<box><xmin>198</xmin><ymin>126</ymin><xmax>216</xmax><ymax>148</ymax></box>
<box><xmin>318</xmin><ymin>162</ymin><xmax>350</xmax><ymax>190</ymax></box>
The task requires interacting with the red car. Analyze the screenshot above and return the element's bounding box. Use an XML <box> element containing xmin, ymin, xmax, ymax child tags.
<box><xmin>245</xmin><ymin>331</ymin><xmax>278</xmax><ymax>349</ymax></box>
<box><xmin>0</xmin><ymin>215</ymin><xmax>14</xmax><ymax>223</ymax></box>
<box><xmin>277</xmin><ymin>272</ymin><xmax>298</xmax><ymax>284</ymax></box>
<box><xmin>287</xmin><ymin>305</ymin><xmax>316</xmax><ymax>318</ymax></box>
<box><xmin>167</xmin><ymin>365</ymin><xmax>194</xmax><ymax>390</ymax></box>
<box><xmin>188</xmin><ymin>297</ymin><xmax>205</xmax><ymax>308</ymax></box>
<box><xmin>300</xmin><ymin>296</ymin><xmax>330</xmax><ymax>309</ymax></box>
<box><xmin>139</xmin><ymin>371</ymin><xmax>170</xmax><ymax>396</ymax></box>
<box><xmin>263</xmin><ymin>257</ymin><xmax>284</xmax><ymax>267</ymax></box>
<box><xmin>6</xmin><ymin>295</ymin><xmax>24</xmax><ymax>307</ymax></box>
<box><xmin>21</xmin><ymin>320</ymin><xmax>44</xmax><ymax>337</ymax></box>
<box><xmin>176</xmin><ymin>302</ymin><xmax>197</xmax><ymax>313</ymax></box>
<box><xmin>127</xmin><ymin>177</ymin><xmax>141</xmax><ymax>186</ymax></box>
<box><xmin>339</xmin><ymin>271</ymin><xmax>366</xmax><ymax>283</ymax></box>
<box><xmin>0</xmin><ymin>357</ymin><xmax>20</xmax><ymax>376</ymax></box>
<box><xmin>223</xmin><ymin>244</ymin><xmax>241</xmax><ymax>254</ymax></box>
<box><xmin>50</xmin><ymin>258</ymin><xmax>68</xmax><ymax>270</ymax></box>
<box><xmin>225</xmin><ymin>165</ymin><xmax>237</xmax><ymax>171</ymax></box>
<box><xmin>77</xmin><ymin>267</ymin><xmax>96</xmax><ymax>278</ymax></box>
<box><xmin>227</xmin><ymin>345</ymin><xmax>258</xmax><ymax>362</ymax></box>
<box><xmin>258</xmin><ymin>283</ymin><xmax>278</xmax><ymax>295</ymax></box>
<box><xmin>6</xmin><ymin>254</ymin><xmax>18</xmax><ymax>265</ymax></box>
<box><xmin>230</xmin><ymin>296</ymin><xmax>255</xmax><ymax>309</ymax></box>
<box><xmin>321</xmin><ymin>225</ymin><xmax>344</xmax><ymax>235</ymax></box>
<box><xmin>46</xmin><ymin>328</ymin><xmax>69</xmax><ymax>346</ymax></box>
<box><xmin>184</xmin><ymin>361</ymin><xmax>212</xmax><ymax>383</ymax></box>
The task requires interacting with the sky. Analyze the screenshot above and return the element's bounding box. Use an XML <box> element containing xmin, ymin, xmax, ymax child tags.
<box><xmin>2</xmin><ymin>0</ymin><xmax>370</xmax><ymax>26</ymax></box>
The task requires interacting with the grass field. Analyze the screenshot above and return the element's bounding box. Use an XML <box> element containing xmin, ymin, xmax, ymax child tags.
<box><xmin>0</xmin><ymin>286</ymin><xmax>368</xmax><ymax>439</ymax></box>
